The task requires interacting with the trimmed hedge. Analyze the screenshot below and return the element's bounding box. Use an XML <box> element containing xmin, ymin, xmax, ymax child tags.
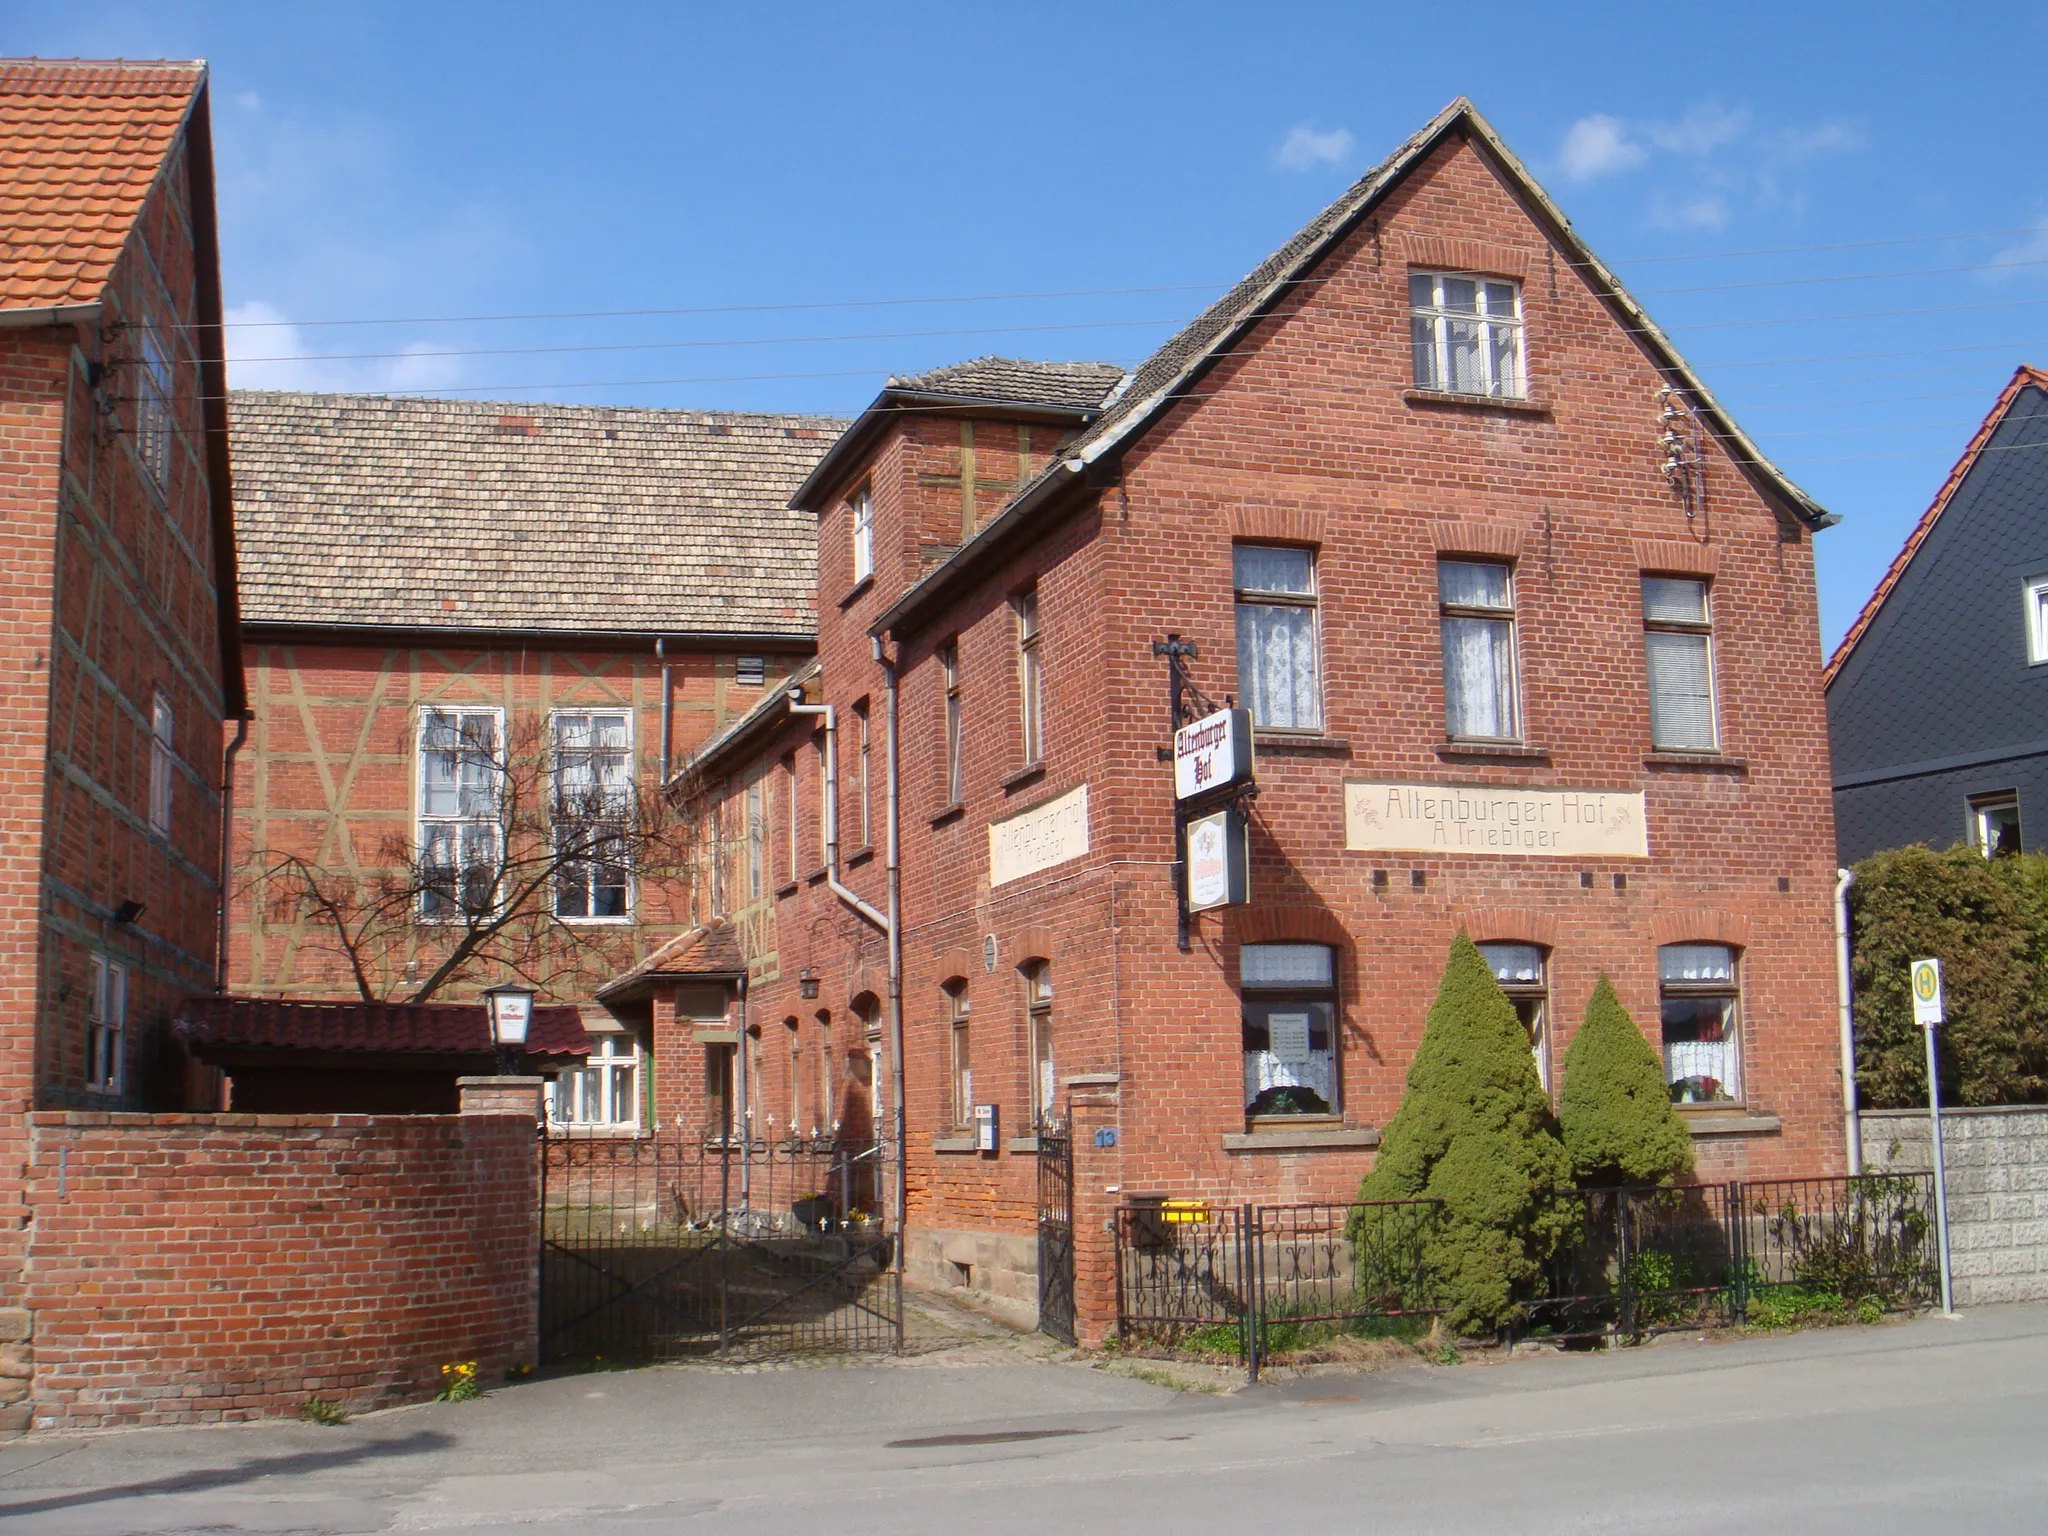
<box><xmin>1849</xmin><ymin>843</ymin><xmax>2048</xmax><ymax>1108</ymax></box>
<box><xmin>1558</xmin><ymin>977</ymin><xmax>1695</xmax><ymax>1187</ymax></box>
<box><xmin>1359</xmin><ymin>933</ymin><xmax>1574</xmax><ymax>1334</ymax></box>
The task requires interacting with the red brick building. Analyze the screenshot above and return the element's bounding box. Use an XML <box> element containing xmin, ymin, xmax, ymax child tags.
<box><xmin>646</xmin><ymin>100</ymin><xmax>1847</xmax><ymax>1338</ymax></box>
<box><xmin>221</xmin><ymin>392</ymin><xmax>839</xmax><ymax>1119</ymax></box>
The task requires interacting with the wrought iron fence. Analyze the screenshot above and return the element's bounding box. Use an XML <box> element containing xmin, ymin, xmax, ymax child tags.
<box><xmin>540</xmin><ymin>1133</ymin><xmax>899</xmax><ymax>1364</ymax></box>
<box><xmin>1114</xmin><ymin>1173</ymin><xmax>1938</xmax><ymax>1379</ymax></box>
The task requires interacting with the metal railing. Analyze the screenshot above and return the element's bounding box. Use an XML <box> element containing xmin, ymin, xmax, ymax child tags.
<box><xmin>1116</xmin><ymin>1173</ymin><xmax>1938</xmax><ymax>1379</ymax></box>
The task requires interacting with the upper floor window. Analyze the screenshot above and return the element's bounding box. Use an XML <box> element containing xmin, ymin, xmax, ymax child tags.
<box><xmin>851</xmin><ymin>487</ymin><xmax>874</xmax><ymax>583</ymax></box>
<box><xmin>1642</xmin><ymin>577</ymin><xmax>1718</xmax><ymax>752</ymax></box>
<box><xmin>1660</xmin><ymin>943</ymin><xmax>1741</xmax><ymax>1105</ymax></box>
<box><xmin>1241</xmin><ymin>942</ymin><xmax>1336</xmax><ymax>1120</ymax></box>
<box><xmin>782</xmin><ymin>753</ymin><xmax>800</xmax><ymax>885</ymax></box>
<box><xmin>418</xmin><ymin>709</ymin><xmax>503</xmax><ymax>919</ymax></box>
<box><xmin>148</xmin><ymin>690</ymin><xmax>175</xmax><ymax>835</ymax></box>
<box><xmin>88</xmin><ymin>953</ymin><xmax>126</xmax><ymax>1096</ymax></box>
<box><xmin>1971</xmin><ymin>791</ymin><xmax>2023</xmax><ymax>857</ymax></box>
<box><xmin>2025</xmin><ymin>576</ymin><xmax>2048</xmax><ymax>664</ymax></box>
<box><xmin>552</xmin><ymin>710</ymin><xmax>631</xmax><ymax>920</ymax></box>
<box><xmin>1439</xmin><ymin>560</ymin><xmax>1519</xmax><ymax>740</ymax></box>
<box><xmin>939</xmin><ymin>641</ymin><xmax>964</xmax><ymax>804</ymax></box>
<box><xmin>1234</xmin><ymin>545</ymin><xmax>1322</xmax><ymax>731</ymax></box>
<box><xmin>851</xmin><ymin>698</ymin><xmax>872</xmax><ymax>847</ymax></box>
<box><xmin>1015</xmin><ymin>588</ymin><xmax>1043</xmax><ymax>766</ymax></box>
<box><xmin>1024</xmin><ymin>960</ymin><xmax>1056</xmax><ymax>1129</ymax></box>
<box><xmin>746</xmin><ymin>777</ymin><xmax>766</xmax><ymax>903</ymax></box>
<box><xmin>1477</xmin><ymin>942</ymin><xmax>1550</xmax><ymax>1091</ymax></box>
<box><xmin>136</xmin><ymin>325</ymin><xmax>174</xmax><ymax>488</ymax></box>
<box><xmin>1408</xmin><ymin>272</ymin><xmax>1524</xmax><ymax>398</ymax></box>
<box><xmin>548</xmin><ymin>1032</ymin><xmax>640</xmax><ymax>1128</ymax></box>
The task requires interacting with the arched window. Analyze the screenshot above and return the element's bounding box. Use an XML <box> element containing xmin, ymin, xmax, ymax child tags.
<box><xmin>815</xmin><ymin>1010</ymin><xmax>833</xmax><ymax>1134</ymax></box>
<box><xmin>782</xmin><ymin>1016</ymin><xmax>802</xmax><ymax>1133</ymax></box>
<box><xmin>1022</xmin><ymin>960</ymin><xmax>1054</xmax><ymax>1128</ymax></box>
<box><xmin>944</xmin><ymin>980</ymin><xmax>971</xmax><ymax>1128</ymax></box>
<box><xmin>1240</xmin><ymin>943</ymin><xmax>1337</xmax><ymax>1120</ymax></box>
<box><xmin>1477</xmin><ymin>942</ymin><xmax>1550</xmax><ymax>1091</ymax></box>
<box><xmin>1659</xmin><ymin>944</ymin><xmax>1742</xmax><ymax>1104</ymax></box>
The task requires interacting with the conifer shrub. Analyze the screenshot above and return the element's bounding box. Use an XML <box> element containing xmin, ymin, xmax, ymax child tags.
<box><xmin>1357</xmin><ymin>933</ymin><xmax>1574</xmax><ymax>1334</ymax></box>
<box><xmin>1558</xmin><ymin>977</ymin><xmax>1695</xmax><ymax>1188</ymax></box>
<box><xmin>1849</xmin><ymin>843</ymin><xmax>2048</xmax><ymax>1107</ymax></box>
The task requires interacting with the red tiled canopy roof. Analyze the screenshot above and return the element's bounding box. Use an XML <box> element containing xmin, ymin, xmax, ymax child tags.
<box><xmin>0</xmin><ymin>59</ymin><xmax>205</xmax><ymax>312</ymax></box>
<box><xmin>596</xmin><ymin>921</ymin><xmax>745</xmax><ymax>1004</ymax></box>
<box><xmin>174</xmin><ymin>996</ymin><xmax>591</xmax><ymax>1065</ymax></box>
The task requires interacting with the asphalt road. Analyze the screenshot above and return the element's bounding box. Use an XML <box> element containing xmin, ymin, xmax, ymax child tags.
<box><xmin>4</xmin><ymin>1305</ymin><xmax>2046</xmax><ymax>1534</ymax></box>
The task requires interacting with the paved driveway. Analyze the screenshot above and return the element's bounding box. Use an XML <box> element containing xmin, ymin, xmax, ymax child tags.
<box><xmin>4</xmin><ymin>1304</ymin><xmax>2047</xmax><ymax>1533</ymax></box>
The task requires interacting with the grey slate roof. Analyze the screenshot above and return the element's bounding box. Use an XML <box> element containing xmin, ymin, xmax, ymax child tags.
<box><xmin>229</xmin><ymin>392</ymin><xmax>848</xmax><ymax>637</ymax></box>
<box><xmin>886</xmin><ymin>356</ymin><xmax>1126</xmax><ymax>411</ymax></box>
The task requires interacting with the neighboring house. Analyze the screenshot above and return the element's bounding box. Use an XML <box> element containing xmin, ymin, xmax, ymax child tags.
<box><xmin>625</xmin><ymin>99</ymin><xmax>1848</xmax><ymax>1338</ymax></box>
<box><xmin>222</xmin><ymin>391</ymin><xmax>840</xmax><ymax>1121</ymax></box>
<box><xmin>1827</xmin><ymin>367</ymin><xmax>2048</xmax><ymax>863</ymax></box>
<box><xmin>0</xmin><ymin>59</ymin><xmax>243</xmax><ymax>1287</ymax></box>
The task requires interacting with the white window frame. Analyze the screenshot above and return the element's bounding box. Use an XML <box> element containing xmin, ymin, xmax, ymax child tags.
<box><xmin>852</xmin><ymin>698</ymin><xmax>872</xmax><ymax>847</ymax></box>
<box><xmin>547</xmin><ymin>1031</ymin><xmax>642</xmax><ymax>1130</ymax></box>
<box><xmin>550</xmin><ymin>708</ymin><xmax>634</xmax><ymax>923</ymax></box>
<box><xmin>1024</xmin><ymin>961</ymin><xmax>1055</xmax><ymax>1129</ymax></box>
<box><xmin>136</xmin><ymin>324</ymin><xmax>174</xmax><ymax>489</ymax></box>
<box><xmin>1439</xmin><ymin>559</ymin><xmax>1522</xmax><ymax>742</ymax></box>
<box><xmin>851</xmin><ymin>486</ymin><xmax>874</xmax><ymax>584</ymax></box>
<box><xmin>1240</xmin><ymin>943</ymin><xmax>1339</xmax><ymax>1121</ymax></box>
<box><xmin>1408</xmin><ymin>270</ymin><xmax>1525</xmax><ymax>399</ymax></box>
<box><xmin>947</xmin><ymin>982</ymin><xmax>972</xmax><ymax>1129</ymax></box>
<box><xmin>88</xmin><ymin>953</ymin><xmax>126</xmax><ymax>1095</ymax></box>
<box><xmin>1970</xmin><ymin>790</ymin><xmax>2023</xmax><ymax>857</ymax></box>
<box><xmin>2025</xmin><ymin>576</ymin><xmax>2048</xmax><ymax>665</ymax></box>
<box><xmin>940</xmin><ymin>641</ymin><xmax>964</xmax><ymax>806</ymax></box>
<box><xmin>1234</xmin><ymin>544</ymin><xmax>1324</xmax><ymax>732</ymax></box>
<box><xmin>416</xmin><ymin>707</ymin><xmax>505</xmax><ymax>922</ymax></box>
<box><xmin>1642</xmin><ymin>577</ymin><xmax>1719</xmax><ymax>752</ymax></box>
<box><xmin>1478</xmin><ymin>942</ymin><xmax>1550</xmax><ymax>1092</ymax></box>
<box><xmin>1660</xmin><ymin>943</ymin><xmax>1743</xmax><ymax>1106</ymax></box>
<box><xmin>148</xmin><ymin>690</ymin><xmax>175</xmax><ymax>835</ymax></box>
<box><xmin>1015</xmin><ymin>587</ymin><xmax>1043</xmax><ymax>767</ymax></box>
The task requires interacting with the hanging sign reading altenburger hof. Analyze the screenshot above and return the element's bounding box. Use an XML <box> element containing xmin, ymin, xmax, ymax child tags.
<box><xmin>1343</xmin><ymin>780</ymin><xmax>1648</xmax><ymax>858</ymax></box>
<box><xmin>1174</xmin><ymin>707</ymin><xmax>1253</xmax><ymax>802</ymax></box>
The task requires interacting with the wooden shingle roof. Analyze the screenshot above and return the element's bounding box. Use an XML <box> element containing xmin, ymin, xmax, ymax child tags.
<box><xmin>229</xmin><ymin>391</ymin><xmax>848</xmax><ymax>638</ymax></box>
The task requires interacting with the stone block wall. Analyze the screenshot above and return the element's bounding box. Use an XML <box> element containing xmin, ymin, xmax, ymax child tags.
<box><xmin>1861</xmin><ymin>1105</ymin><xmax>2048</xmax><ymax>1306</ymax></box>
<box><xmin>17</xmin><ymin>1111</ymin><xmax>537</xmax><ymax>1432</ymax></box>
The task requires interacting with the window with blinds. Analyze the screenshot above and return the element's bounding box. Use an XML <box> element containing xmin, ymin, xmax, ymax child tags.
<box><xmin>1642</xmin><ymin>577</ymin><xmax>1718</xmax><ymax>752</ymax></box>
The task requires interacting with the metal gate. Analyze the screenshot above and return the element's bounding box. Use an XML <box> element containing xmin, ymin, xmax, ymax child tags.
<box><xmin>1036</xmin><ymin>1128</ymin><xmax>1076</xmax><ymax>1344</ymax></box>
<box><xmin>540</xmin><ymin>1133</ymin><xmax>901</xmax><ymax>1363</ymax></box>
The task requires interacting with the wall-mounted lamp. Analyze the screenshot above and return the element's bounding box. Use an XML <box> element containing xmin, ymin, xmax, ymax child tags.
<box><xmin>112</xmin><ymin>900</ymin><xmax>146</xmax><ymax>926</ymax></box>
<box><xmin>798</xmin><ymin>967</ymin><xmax>820</xmax><ymax>1001</ymax></box>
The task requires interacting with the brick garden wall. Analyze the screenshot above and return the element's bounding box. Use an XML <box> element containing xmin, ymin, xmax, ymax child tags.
<box><xmin>17</xmin><ymin>1111</ymin><xmax>537</xmax><ymax>1432</ymax></box>
<box><xmin>1862</xmin><ymin>1106</ymin><xmax>2048</xmax><ymax>1307</ymax></box>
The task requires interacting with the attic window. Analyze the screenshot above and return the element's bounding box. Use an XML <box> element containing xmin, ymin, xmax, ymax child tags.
<box><xmin>736</xmin><ymin>656</ymin><xmax>766</xmax><ymax>688</ymax></box>
<box><xmin>494</xmin><ymin>415</ymin><xmax>537</xmax><ymax>436</ymax></box>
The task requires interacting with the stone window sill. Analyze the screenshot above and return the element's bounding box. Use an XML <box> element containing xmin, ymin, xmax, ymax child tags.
<box><xmin>1403</xmin><ymin>387</ymin><xmax>1551</xmax><ymax>417</ymax></box>
<box><xmin>1223</xmin><ymin>1125</ymin><xmax>1382</xmax><ymax>1153</ymax></box>
<box><xmin>845</xmin><ymin>844</ymin><xmax>875</xmax><ymax>868</ymax></box>
<box><xmin>1000</xmin><ymin>762</ymin><xmax>1047</xmax><ymax>794</ymax></box>
<box><xmin>1437</xmin><ymin>740</ymin><xmax>1550</xmax><ymax>762</ymax></box>
<box><xmin>1255</xmin><ymin>733</ymin><xmax>1352</xmax><ymax>756</ymax></box>
<box><xmin>837</xmin><ymin>573</ymin><xmax>875</xmax><ymax>609</ymax></box>
<box><xmin>804</xmin><ymin>865</ymin><xmax>828</xmax><ymax>886</ymax></box>
<box><xmin>773</xmin><ymin>879</ymin><xmax>799</xmax><ymax>900</ymax></box>
<box><xmin>1645</xmin><ymin>752</ymin><xmax>1749</xmax><ymax>773</ymax></box>
<box><xmin>932</xmin><ymin>1134</ymin><xmax>983</xmax><ymax>1154</ymax></box>
<box><xmin>1681</xmin><ymin>1111</ymin><xmax>1782</xmax><ymax>1137</ymax></box>
<box><xmin>1005</xmin><ymin>1135</ymin><xmax>1043</xmax><ymax>1154</ymax></box>
<box><xmin>929</xmin><ymin>802</ymin><xmax>965</xmax><ymax>828</ymax></box>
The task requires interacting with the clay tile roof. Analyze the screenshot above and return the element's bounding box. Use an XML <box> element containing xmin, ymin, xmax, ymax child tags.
<box><xmin>597</xmin><ymin>921</ymin><xmax>745</xmax><ymax>1002</ymax></box>
<box><xmin>887</xmin><ymin>356</ymin><xmax>1127</xmax><ymax>411</ymax></box>
<box><xmin>0</xmin><ymin>59</ymin><xmax>204</xmax><ymax>312</ymax></box>
<box><xmin>227</xmin><ymin>391</ymin><xmax>848</xmax><ymax>636</ymax></box>
<box><xmin>173</xmin><ymin>995</ymin><xmax>591</xmax><ymax>1064</ymax></box>
<box><xmin>1823</xmin><ymin>364</ymin><xmax>2048</xmax><ymax>688</ymax></box>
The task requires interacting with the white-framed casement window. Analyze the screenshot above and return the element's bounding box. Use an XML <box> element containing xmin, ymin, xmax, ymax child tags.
<box><xmin>746</xmin><ymin>777</ymin><xmax>766</xmax><ymax>903</ymax></box>
<box><xmin>816</xmin><ymin>1012</ymin><xmax>834</xmax><ymax>1134</ymax></box>
<box><xmin>548</xmin><ymin>1032</ymin><xmax>641</xmax><ymax>1129</ymax></box>
<box><xmin>87</xmin><ymin>953</ymin><xmax>126</xmax><ymax>1095</ymax></box>
<box><xmin>1439</xmin><ymin>559</ymin><xmax>1520</xmax><ymax>740</ymax></box>
<box><xmin>851</xmin><ymin>698</ymin><xmax>872</xmax><ymax>847</ymax></box>
<box><xmin>551</xmin><ymin>709</ymin><xmax>632</xmax><ymax>921</ymax></box>
<box><xmin>1015</xmin><ymin>587</ymin><xmax>1043</xmax><ymax>766</ymax></box>
<box><xmin>1241</xmin><ymin>943</ymin><xmax>1337</xmax><ymax>1120</ymax></box>
<box><xmin>417</xmin><ymin>708</ymin><xmax>504</xmax><ymax>920</ymax></box>
<box><xmin>136</xmin><ymin>325</ymin><xmax>174</xmax><ymax>488</ymax></box>
<box><xmin>2025</xmin><ymin>576</ymin><xmax>2048</xmax><ymax>664</ymax></box>
<box><xmin>851</xmin><ymin>486</ymin><xmax>874</xmax><ymax>584</ymax></box>
<box><xmin>946</xmin><ymin>981</ymin><xmax>972</xmax><ymax>1128</ymax></box>
<box><xmin>1642</xmin><ymin>577</ymin><xmax>1718</xmax><ymax>751</ymax></box>
<box><xmin>1970</xmin><ymin>791</ymin><xmax>2023</xmax><ymax>857</ymax></box>
<box><xmin>785</xmin><ymin>1017</ymin><xmax>804</xmax><ymax>1132</ymax></box>
<box><xmin>1024</xmin><ymin>960</ymin><xmax>1055</xmax><ymax>1129</ymax></box>
<box><xmin>1478</xmin><ymin>942</ymin><xmax>1551</xmax><ymax>1092</ymax></box>
<box><xmin>1234</xmin><ymin>545</ymin><xmax>1323</xmax><ymax>731</ymax></box>
<box><xmin>939</xmin><ymin>641</ymin><xmax>964</xmax><ymax>805</ymax></box>
<box><xmin>782</xmin><ymin>753</ymin><xmax>800</xmax><ymax>885</ymax></box>
<box><xmin>1408</xmin><ymin>271</ymin><xmax>1524</xmax><ymax>398</ymax></box>
<box><xmin>1660</xmin><ymin>943</ymin><xmax>1742</xmax><ymax>1104</ymax></box>
<box><xmin>148</xmin><ymin>689</ymin><xmax>175</xmax><ymax>835</ymax></box>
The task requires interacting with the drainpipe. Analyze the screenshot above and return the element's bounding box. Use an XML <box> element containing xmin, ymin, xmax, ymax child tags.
<box><xmin>1836</xmin><ymin>866</ymin><xmax>1861</xmax><ymax>1174</ymax></box>
<box><xmin>656</xmin><ymin>637</ymin><xmax>672</xmax><ymax>783</ymax></box>
<box><xmin>785</xmin><ymin>692</ymin><xmax>888</xmax><ymax>933</ymax></box>
<box><xmin>877</xmin><ymin>640</ymin><xmax>905</xmax><ymax>1291</ymax></box>
<box><xmin>214</xmin><ymin>712</ymin><xmax>251</xmax><ymax>991</ymax></box>
<box><xmin>736</xmin><ymin>973</ymin><xmax>750</xmax><ymax>1210</ymax></box>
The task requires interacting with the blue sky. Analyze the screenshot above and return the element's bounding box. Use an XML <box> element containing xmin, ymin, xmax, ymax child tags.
<box><xmin>20</xmin><ymin>2</ymin><xmax>2048</xmax><ymax>651</ymax></box>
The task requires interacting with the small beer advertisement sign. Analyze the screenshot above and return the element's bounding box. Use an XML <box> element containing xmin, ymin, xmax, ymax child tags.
<box><xmin>1186</xmin><ymin>805</ymin><xmax>1249</xmax><ymax>912</ymax></box>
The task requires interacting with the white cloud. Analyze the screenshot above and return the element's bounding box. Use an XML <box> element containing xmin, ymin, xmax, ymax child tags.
<box><xmin>1559</xmin><ymin>114</ymin><xmax>1646</xmax><ymax>180</ymax></box>
<box><xmin>1276</xmin><ymin>124</ymin><xmax>1354</xmax><ymax>172</ymax></box>
<box><xmin>224</xmin><ymin>299</ymin><xmax>462</xmax><ymax>395</ymax></box>
<box><xmin>1771</xmin><ymin>120</ymin><xmax>1865</xmax><ymax>163</ymax></box>
<box><xmin>232</xmin><ymin>89</ymin><xmax>261</xmax><ymax>112</ymax></box>
<box><xmin>1650</xmin><ymin>193</ymin><xmax>1732</xmax><ymax>232</ymax></box>
<box><xmin>1647</xmin><ymin>102</ymin><xmax>1751</xmax><ymax>156</ymax></box>
<box><xmin>1988</xmin><ymin>217</ymin><xmax>2048</xmax><ymax>278</ymax></box>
